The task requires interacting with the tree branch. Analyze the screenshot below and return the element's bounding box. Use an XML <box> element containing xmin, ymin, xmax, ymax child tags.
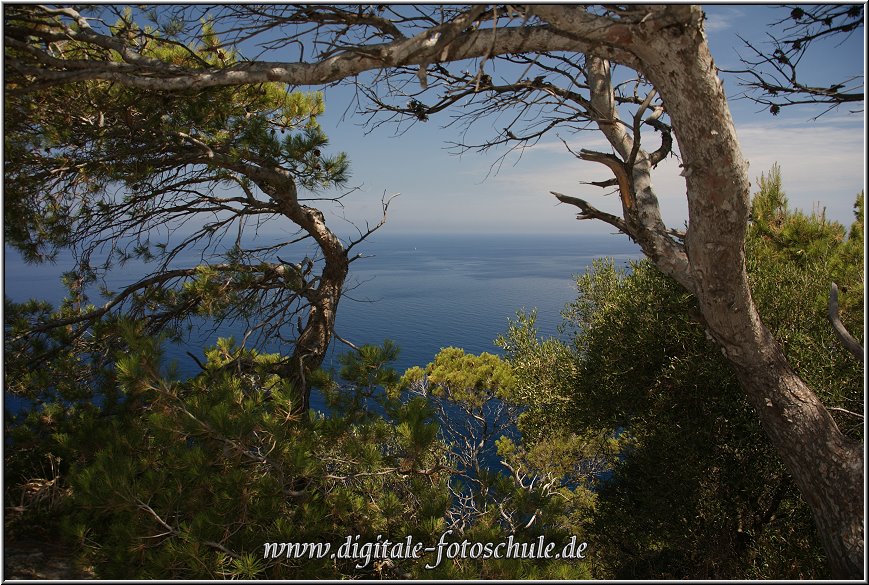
<box><xmin>3</xmin><ymin>4</ymin><xmax>674</xmax><ymax>94</ymax></box>
<box><xmin>577</xmin><ymin>149</ymin><xmax>634</xmax><ymax>210</ymax></box>
<box><xmin>551</xmin><ymin>191</ymin><xmax>630</xmax><ymax>236</ymax></box>
<box><xmin>827</xmin><ymin>282</ymin><xmax>864</xmax><ymax>362</ymax></box>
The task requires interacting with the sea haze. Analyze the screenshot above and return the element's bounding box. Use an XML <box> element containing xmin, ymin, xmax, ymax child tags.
<box><xmin>4</xmin><ymin>232</ymin><xmax>642</xmax><ymax>386</ymax></box>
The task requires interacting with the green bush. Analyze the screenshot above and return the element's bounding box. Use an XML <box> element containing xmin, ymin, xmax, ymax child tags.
<box><xmin>497</xmin><ymin>169</ymin><xmax>863</xmax><ymax>578</ymax></box>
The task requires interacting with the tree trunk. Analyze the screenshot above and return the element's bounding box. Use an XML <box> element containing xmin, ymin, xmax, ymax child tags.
<box><xmin>632</xmin><ymin>6</ymin><xmax>863</xmax><ymax>577</ymax></box>
<box><xmin>226</xmin><ymin>162</ymin><xmax>351</xmax><ymax>416</ymax></box>
<box><xmin>287</xmin><ymin>246</ymin><xmax>348</xmax><ymax>414</ymax></box>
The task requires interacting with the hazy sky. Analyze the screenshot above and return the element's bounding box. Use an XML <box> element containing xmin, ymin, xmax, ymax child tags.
<box><xmin>301</xmin><ymin>4</ymin><xmax>865</xmax><ymax>237</ymax></box>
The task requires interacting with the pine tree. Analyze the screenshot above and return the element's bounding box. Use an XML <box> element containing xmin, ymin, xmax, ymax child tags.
<box><xmin>4</xmin><ymin>14</ymin><xmax>383</xmax><ymax>414</ymax></box>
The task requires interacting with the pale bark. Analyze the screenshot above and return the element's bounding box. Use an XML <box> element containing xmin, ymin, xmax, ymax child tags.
<box><xmin>5</xmin><ymin>3</ymin><xmax>863</xmax><ymax>577</ymax></box>
<box><xmin>3</xmin><ymin>5</ymin><xmax>638</xmax><ymax>91</ymax></box>
<box><xmin>548</xmin><ymin>9</ymin><xmax>864</xmax><ymax>575</ymax></box>
<box><xmin>583</xmin><ymin>56</ymin><xmax>694</xmax><ymax>292</ymax></box>
<box><xmin>829</xmin><ymin>283</ymin><xmax>865</xmax><ymax>362</ymax></box>
<box><xmin>629</xmin><ymin>7</ymin><xmax>863</xmax><ymax>577</ymax></box>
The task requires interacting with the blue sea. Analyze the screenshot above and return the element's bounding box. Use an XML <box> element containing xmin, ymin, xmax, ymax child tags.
<box><xmin>4</xmin><ymin>233</ymin><xmax>641</xmax><ymax>409</ymax></box>
<box><xmin>330</xmin><ymin>233</ymin><xmax>641</xmax><ymax>370</ymax></box>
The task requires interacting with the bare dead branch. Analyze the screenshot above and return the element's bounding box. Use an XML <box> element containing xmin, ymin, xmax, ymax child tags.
<box><xmin>551</xmin><ymin>191</ymin><xmax>630</xmax><ymax>236</ymax></box>
<box><xmin>828</xmin><ymin>282</ymin><xmax>864</xmax><ymax>362</ymax></box>
<box><xmin>627</xmin><ymin>88</ymin><xmax>658</xmax><ymax>168</ymax></box>
<box><xmin>577</xmin><ymin>149</ymin><xmax>634</xmax><ymax>211</ymax></box>
<box><xmin>718</xmin><ymin>5</ymin><xmax>863</xmax><ymax>115</ymax></box>
<box><xmin>645</xmin><ymin>116</ymin><xmax>674</xmax><ymax>167</ymax></box>
<box><xmin>828</xmin><ymin>407</ymin><xmax>864</xmax><ymax>420</ymax></box>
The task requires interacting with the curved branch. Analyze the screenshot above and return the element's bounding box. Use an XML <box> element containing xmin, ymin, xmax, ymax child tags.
<box><xmin>586</xmin><ymin>56</ymin><xmax>633</xmax><ymax>159</ymax></box>
<box><xmin>627</xmin><ymin>88</ymin><xmax>657</xmax><ymax>167</ymax></box>
<box><xmin>14</xmin><ymin>267</ymin><xmax>206</xmax><ymax>338</ymax></box>
<box><xmin>645</xmin><ymin>116</ymin><xmax>674</xmax><ymax>166</ymax></box>
<box><xmin>4</xmin><ymin>5</ymin><xmax>650</xmax><ymax>93</ymax></box>
<box><xmin>551</xmin><ymin>191</ymin><xmax>630</xmax><ymax>236</ymax></box>
<box><xmin>577</xmin><ymin>149</ymin><xmax>633</xmax><ymax>210</ymax></box>
<box><xmin>828</xmin><ymin>282</ymin><xmax>864</xmax><ymax>362</ymax></box>
<box><xmin>828</xmin><ymin>407</ymin><xmax>864</xmax><ymax>420</ymax></box>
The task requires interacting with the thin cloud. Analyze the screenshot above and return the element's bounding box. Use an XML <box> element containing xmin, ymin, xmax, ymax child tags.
<box><xmin>468</xmin><ymin>118</ymin><xmax>863</xmax><ymax>230</ymax></box>
<box><xmin>703</xmin><ymin>6</ymin><xmax>745</xmax><ymax>33</ymax></box>
<box><xmin>522</xmin><ymin>136</ymin><xmax>612</xmax><ymax>154</ymax></box>
<box><xmin>737</xmin><ymin>121</ymin><xmax>864</xmax><ymax>224</ymax></box>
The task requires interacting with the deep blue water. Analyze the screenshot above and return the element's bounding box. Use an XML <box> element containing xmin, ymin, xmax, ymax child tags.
<box><xmin>4</xmin><ymin>233</ymin><xmax>641</xmax><ymax>410</ymax></box>
<box><xmin>330</xmin><ymin>233</ymin><xmax>640</xmax><ymax>371</ymax></box>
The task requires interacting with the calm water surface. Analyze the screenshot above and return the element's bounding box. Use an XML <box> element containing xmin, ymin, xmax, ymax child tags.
<box><xmin>4</xmin><ymin>233</ymin><xmax>641</xmax><ymax>410</ymax></box>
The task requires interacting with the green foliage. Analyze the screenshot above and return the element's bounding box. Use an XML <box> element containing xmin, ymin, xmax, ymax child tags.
<box><xmin>4</xmin><ymin>18</ymin><xmax>356</xmax><ymax>422</ymax></box>
<box><xmin>405</xmin><ymin>346</ymin><xmax>517</xmax><ymax>407</ymax></box>
<box><xmin>4</xmin><ymin>54</ymin><xmax>344</xmax><ymax>262</ymax></box>
<box><xmin>401</xmin><ymin>348</ymin><xmax>594</xmax><ymax>579</ymax></box>
<box><xmin>7</xmin><ymin>334</ymin><xmax>595</xmax><ymax>579</ymax></box>
<box><xmin>18</xmin><ymin>340</ymin><xmax>451</xmax><ymax>579</ymax></box>
<box><xmin>7</xmin><ymin>153</ymin><xmax>858</xmax><ymax>580</ymax></box>
<box><xmin>3</xmin><ymin>319</ymin><xmax>168</xmax><ymax>549</ymax></box>
<box><xmin>747</xmin><ymin>166</ymin><xmax>863</xmax><ymax>426</ymax></box>
<box><xmin>4</xmin><ymin>18</ymin><xmax>350</xmax><ymax>353</ymax></box>
<box><xmin>498</xmin><ymin>169</ymin><xmax>863</xmax><ymax>578</ymax></box>
<box><xmin>495</xmin><ymin>311</ymin><xmax>579</xmax><ymax>444</ymax></box>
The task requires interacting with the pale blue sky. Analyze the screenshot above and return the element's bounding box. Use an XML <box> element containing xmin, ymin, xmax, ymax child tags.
<box><xmin>301</xmin><ymin>4</ymin><xmax>865</xmax><ymax>237</ymax></box>
<box><xmin>1</xmin><ymin>4</ymin><xmax>863</xmax><ymax>244</ymax></box>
